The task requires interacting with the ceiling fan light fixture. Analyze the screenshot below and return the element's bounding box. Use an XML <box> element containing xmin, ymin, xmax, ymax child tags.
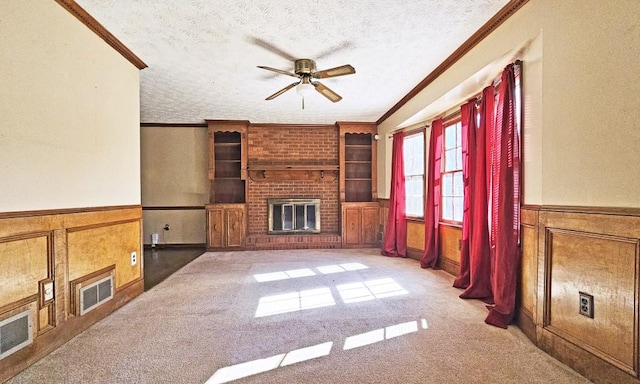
<box><xmin>258</xmin><ymin>56</ymin><xmax>354</xmax><ymax>104</ymax></box>
<box><xmin>296</xmin><ymin>78</ymin><xmax>314</xmax><ymax>97</ymax></box>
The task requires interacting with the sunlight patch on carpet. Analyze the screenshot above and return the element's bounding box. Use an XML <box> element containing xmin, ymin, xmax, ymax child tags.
<box><xmin>205</xmin><ymin>353</ymin><xmax>285</xmax><ymax>384</ymax></box>
<box><xmin>280</xmin><ymin>342</ymin><xmax>333</xmax><ymax>366</ymax></box>
<box><xmin>253</xmin><ymin>268</ymin><xmax>316</xmax><ymax>282</ymax></box>
<box><xmin>337</xmin><ymin>278</ymin><xmax>408</xmax><ymax>303</ymax></box>
<box><xmin>207</xmin><ymin>318</ymin><xmax>427</xmax><ymax>383</ymax></box>
<box><xmin>206</xmin><ymin>342</ymin><xmax>333</xmax><ymax>384</ymax></box>
<box><xmin>254</xmin><ymin>263</ymin><xmax>370</xmax><ymax>282</ymax></box>
<box><xmin>255</xmin><ymin>287</ymin><xmax>335</xmax><ymax>317</ymax></box>
<box><xmin>343</xmin><ymin>320</ymin><xmax>423</xmax><ymax>350</ymax></box>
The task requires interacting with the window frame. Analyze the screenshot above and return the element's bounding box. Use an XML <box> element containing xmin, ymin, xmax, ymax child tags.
<box><xmin>440</xmin><ymin>117</ymin><xmax>464</xmax><ymax>225</ymax></box>
<box><xmin>403</xmin><ymin>129</ymin><xmax>425</xmax><ymax>219</ymax></box>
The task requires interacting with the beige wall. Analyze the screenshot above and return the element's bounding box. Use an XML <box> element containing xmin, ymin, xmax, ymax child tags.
<box><xmin>140</xmin><ymin>126</ymin><xmax>209</xmax><ymax>244</ymax></box>
<box><xmin>0</xmin><ymin>1</ymin><xmax>141</xmax><ymax>212</ymax></box>
<box><xmin>378</xmin><ymin>0</ymin><xmax>640</xmax><ymax>208</ymax></box>
<box><xmin>540</xmin><ymin>0</ymin><xmax>640</xmax><ymax>207</ymax></box>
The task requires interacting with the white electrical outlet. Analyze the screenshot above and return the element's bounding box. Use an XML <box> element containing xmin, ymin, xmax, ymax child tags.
<box><xmin>131</xmin><ymin>251</ymin><xmax>137</xmax><ymax>266</ymax></box>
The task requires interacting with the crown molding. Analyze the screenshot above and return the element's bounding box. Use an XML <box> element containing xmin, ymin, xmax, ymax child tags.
<box><xmin>55</xmin><ymin>0</ymin><xmax>147</xmax><ymax>70</ymax></box>
<box><xmin>376</xmin><ymin>0</ymin><xmax>529</xmax><ymax>125</ymax></box>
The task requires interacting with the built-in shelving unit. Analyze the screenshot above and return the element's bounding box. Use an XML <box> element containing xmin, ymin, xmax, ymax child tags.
<box><xmin>337</xmin><ymin>122</ymin><xmax>379</xmax><ymax>248</ymax></box>
<box><xmin>213</xmin><ymin>131</ymin><xmax>244</xmax><ymax>203</ymax></box>
<box><xmin>205</xmin><ymin>120</ymin><xmax>248</xmax><ymax>250</ymax></box>
<box><xmin>344</xmin><ymin>134</ymin><xmax>373</xmax><ymax>202</ymax></box>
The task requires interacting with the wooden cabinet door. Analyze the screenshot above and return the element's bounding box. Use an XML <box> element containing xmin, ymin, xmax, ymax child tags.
<box><xmin>361</xmin><ymin>206</ymin><xmax>379</xmax><ymax>246</ymax></box>
<box><xmin>343</xmin><ymin>207</ymin><xmax>362</xmax><ymax>246</ymax></box>
<box><xmin>207</xmin><ymin>208</ymin><xmax>224</xmax><ymax>248</ymax></box>
<box><xmin>225</xmin><ymin>207</ymin><xmax>244</xmax><ymax>248</ymax></box>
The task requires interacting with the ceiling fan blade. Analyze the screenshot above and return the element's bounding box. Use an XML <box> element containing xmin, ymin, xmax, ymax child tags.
<box><xmin>265</xmin><ymin>82</ymin><xmax>299</xmax><ymax>100</ymax></box>
<box><xmin>257</xmin><ymin>66</ymin><xmax>299</xmax><ymax>78</ymax></box>
<box><xmin>313</xmin><ymin>81</ymin><xmax>342</xmax><ymax>103</ymax></box>
<box><xmin>247</xmin><ymin>36</ymin><xmax>297</xmax><ymax>61</ymax></box>
<box><xmin>315</xmin><ymin>41</ymin><xmax>354</xmax><ymax>61</ymax></box>
<box><xmin>313</xmin><ymin>64</ymin><xmax>356</xmax><ymax>79</ymax></box>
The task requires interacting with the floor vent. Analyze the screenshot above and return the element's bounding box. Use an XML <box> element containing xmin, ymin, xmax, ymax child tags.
<box><xmin>0</xmin><ymin>310</ymin><xmax>33</xmax><ymax>360</ymax></box>
<box><xmin>80</xmin><ymin>276</ymin><xmax>113</xmax><ymax>315</ymax></box>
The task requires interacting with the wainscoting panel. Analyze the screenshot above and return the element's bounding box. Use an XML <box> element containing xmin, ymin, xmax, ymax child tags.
<box><xmin>519</xmin><ymin>225</ymin><xmax>537</xmax><ymax>318</ymax></box>
<box><xmin>0</xmin><ymin>234</ymin><xmax>50</xmax><ymax>310</ymax></box>
<box><xmin>0</xmin><ymin>206</ymin><xmax>143</xmax><ymax>383</ymax></box>
<box><xmin>67</xmin><ymin>220</ymin><xmax>142</xmax><ymax>289</ymax></box>
<box><xmin>406</xmin><ymin>219</ymin><xmax>425</xmax><ymax>260</ymax></box>
<box><xmin>439</xmin><ymin>224</ymin><xmax>461</xmax><ymax>276</ymax></box>
<box><xmin>519</xmin><ymin>206</ymin><xmax>640</xmax><ymax>383</ymax></box>
<box><xmin>545</xmin><ymin>228</ymin><xmax>637</xmax><ymax>373</ymax></box>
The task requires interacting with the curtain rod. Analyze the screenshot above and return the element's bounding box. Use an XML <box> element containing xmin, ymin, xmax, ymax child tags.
<box><xmin>387</xmin><ymin>124</ymin><xmax>430</xmax><ymax>138</ymax></box>
<box><xmin>386</xmin><ymin>60</ymin><xmax>521</xmax><ymax>139</ymax></box>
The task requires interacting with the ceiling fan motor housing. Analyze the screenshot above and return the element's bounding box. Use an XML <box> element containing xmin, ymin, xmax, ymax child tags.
<box><xmin>294</xmin><ymin>59</ymin><xmax>316</xmax><ymax>75</ymax></box>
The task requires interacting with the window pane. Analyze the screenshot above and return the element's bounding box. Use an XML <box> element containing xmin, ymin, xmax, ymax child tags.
<box><xmin>404</xmin><ymin>132</ymin><xmax>424</xmax><ymax>217</ymax></box>
<box><xmin>456</xmin><ymin>122</ymin><xmax>462</xmax><ymax>147</ymax></box>
<box><xmin>453</xmin><ymin>196</ymin><xmax>464</xmax><ymax>222</ymax></box>
<box><xmin>403</xmin><ymin>132</ymin><xmax>424</xmax><ymax>175</ymax></box>
<box><xmin>453</xmin><ymin>171</ymin><xmax>463</xmax><ymax>196</ymax></box>
<box><xmin>283</xmin><ymin>205</ymin><xmax>293</xmax><ymax>230</ymax></box>
<box><xmin>306</xmin><ymin>205</ymin><xmax>316</xmax><ymax>229</ymax></box>
<box><xmin>405</xmin><ymin>176</ymin><xmax>423</xmax><ymax>217</ymax></box>
<box><xmin>273</xmin><ymin>205</ymin><xmax>282</xmax><ymax>231</ymax></box>
<box><xmin>444</xmin><ymin>149</ymin><xmax>457</xmax><ymax>172</ymax></box>
<box><xmin>442</xmin><ymin>173</ymin><xmax>453</xmax><ymax>196</ymax></box>
<box><xmin>295</xmin><ymin>206</ymin><xmax>305</xmax><ymax>230</ymax></box>
<box><xmin>442</xmin><ymin>197</ymin><xmax>454</xmax><ymax>221</ymax></box>
<box><xmin>455</xmin><ymin>146</ymin><xmax>462</xmax><ymax>170</ymax></box>
<box><xmin>445</xmin><ymin>126</ymin><xmax>456</xmax><ymax>150</ymax></box>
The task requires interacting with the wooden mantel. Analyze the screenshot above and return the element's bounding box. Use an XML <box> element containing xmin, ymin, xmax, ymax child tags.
<box><xmin>247</xmin><ymin>163</ymin><xmax>339</xmax><ymax>182</ymax></box>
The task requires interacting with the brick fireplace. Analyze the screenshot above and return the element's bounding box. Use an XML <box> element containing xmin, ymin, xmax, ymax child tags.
<box><xmin>245</xmin><ymin>124</ymin><xmax>342</xmax><ymax>250</ymax></box>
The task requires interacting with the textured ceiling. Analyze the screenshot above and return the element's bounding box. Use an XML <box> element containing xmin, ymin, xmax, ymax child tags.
<box><xmin>75</xmin><ymin>0</ymin><xmax>509</xmax><ymax>125</ymax></box>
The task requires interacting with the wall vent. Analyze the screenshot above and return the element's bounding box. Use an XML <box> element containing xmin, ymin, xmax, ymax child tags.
<box><xmin>0</xmin><ymin>310</ymin><xmax>33</xmax><ymax>360</ymax></box>
<box><xmin>80</xmin><ymin>276</ymin><xmax>113</xmax><ymax>315</ymax></box>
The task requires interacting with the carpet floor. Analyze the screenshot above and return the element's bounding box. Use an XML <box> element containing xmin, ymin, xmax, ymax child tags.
<box><xmin>7</xmin><ymin>248</ymin><xmax>590</xmax><ymax>383</ymax></box>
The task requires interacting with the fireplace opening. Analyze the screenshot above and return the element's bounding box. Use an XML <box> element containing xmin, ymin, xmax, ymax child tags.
<box><xmin>268</xmin><ymin>198</ymin><xmax>321</xmax><ymax>234</ymax></box>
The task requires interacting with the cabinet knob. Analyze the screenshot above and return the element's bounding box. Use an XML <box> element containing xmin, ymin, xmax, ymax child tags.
<box><xmin>232</xmin><ymin>223</ymin><xmax>237</xmax><ymax>230</ymax></box>
<box><xmin>213</xmin><ymin>224</ymin><xmax>218</xmax><ymax>231</ymax></box>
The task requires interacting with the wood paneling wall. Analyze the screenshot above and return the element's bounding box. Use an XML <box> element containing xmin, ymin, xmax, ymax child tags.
<box><xmin>439</xmin><ymin>224</ymin><xmax>461</xmax><ymax>276</ymax></box>
<box><xmin>0</xmin><ymin>206</ymin><xmax>143</xmax><ymax>382</ymax></box>
<box><xmin>387</xmin><ymin>204</ymin><xmax>640</xmax><ymax>382</ymax></box>
<box><xmin>518</xmin><ymin>206</ymin><xmax>640</xmax><ymax>384</ymax></box>
<box><xmin>406</xmin><ymin>219</ymin><xmax>425</xmax><ymax>260</ymax></box>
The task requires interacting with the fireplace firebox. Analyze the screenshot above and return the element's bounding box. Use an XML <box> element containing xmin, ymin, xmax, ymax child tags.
<box><xmin>268</xmin><ymin>198</ymin><xmax>321</xmax><ymax>234</ymax></box>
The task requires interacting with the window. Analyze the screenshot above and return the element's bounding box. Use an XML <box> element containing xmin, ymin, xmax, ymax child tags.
<box><xmin>441</xmin><ymin>121</ymin><xmax>463</xmax><ymax>222</ymax></box>
<box><xmin>403</xmin><ymin>131</ymin><xmax>424</xmax><ymax>217</ymax></box>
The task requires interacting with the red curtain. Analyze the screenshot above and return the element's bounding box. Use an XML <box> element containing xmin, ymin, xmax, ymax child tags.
<box><xmin>381</xmin><ymin>132</ymin><xmax>407</xmax><ymax>257</ymax></box>
<box><xmin>421</xmin><ymin>119</ymin><xmax>443</xmax><ymax>268</ymax></box>
<box><xmin>453</xmin><ymin>86</ymin><xmax>494</xmax><ymax>302</ymax></box>
<box><xmin>485</xmin><ymin>64</ymin><xmax>521</xmax><ymax>328</ymax></box>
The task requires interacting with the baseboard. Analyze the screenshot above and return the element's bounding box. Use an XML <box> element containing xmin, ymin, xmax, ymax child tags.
<box><xmin>537</xmin><ymin>327</ymin><xmax>639</xmax><ymax>384</ymax></box>
<box><xmin>406</xmin><ymin>247</ymin><xmax>423</xmax><ymax>261</ymax></box>
<box><xmin>516</xmin><ymin>307</ymin><xmax>536</xmax><ymax>344</ymax></box>
<box><xmin>438</xmin><ymin>257</ymin><xmax>460</xmax><ymax>277</ymax></box>
<box><xmin>144</xmin><ymin>243</ymin><xmax>206</xmax><ymax>249</ymax></box>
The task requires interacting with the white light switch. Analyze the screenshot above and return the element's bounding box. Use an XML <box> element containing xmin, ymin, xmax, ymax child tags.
<box><xmin>131</xmin><ymin>251</ymin><xmax>137</xmax><ymax>266</ymax></box>
<box><xmin>43</xmin><ymin>281</ymin><xmax>54</xmax><ymax>301</ymax></box>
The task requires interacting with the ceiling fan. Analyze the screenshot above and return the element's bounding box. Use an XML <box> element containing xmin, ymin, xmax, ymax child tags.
<box><xmin>258</xmin><ymin>59</ymin><xmax>355</xmax><ymax>109</ymax></box>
